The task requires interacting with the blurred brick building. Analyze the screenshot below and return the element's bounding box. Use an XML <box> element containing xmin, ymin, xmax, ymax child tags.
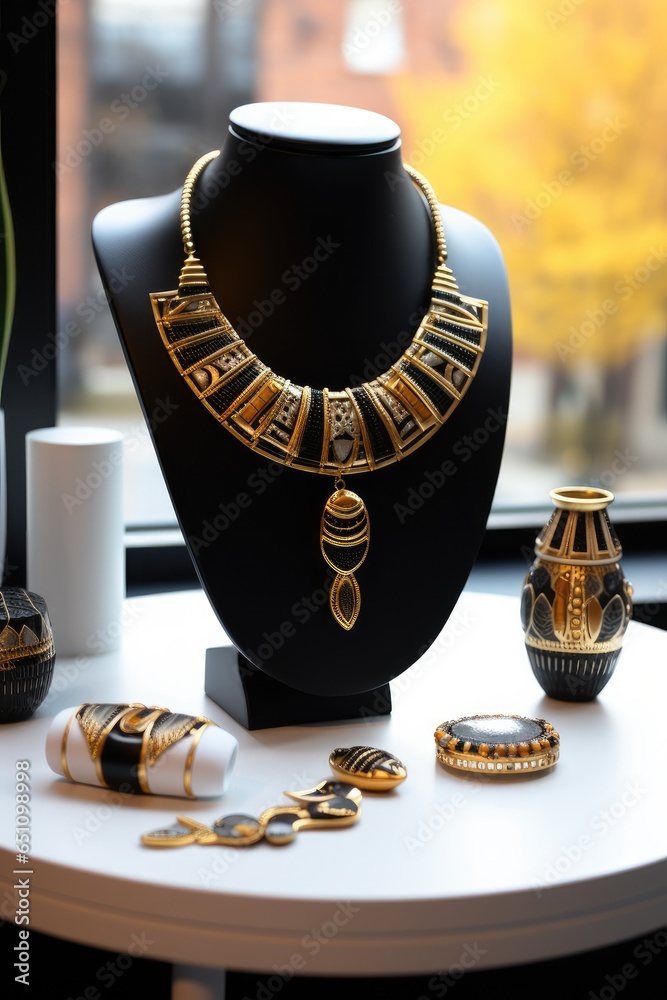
<box><xmin>257</xmin><ymin>0</ymin><xmax>462</xmax><ymax>121</ymax></box>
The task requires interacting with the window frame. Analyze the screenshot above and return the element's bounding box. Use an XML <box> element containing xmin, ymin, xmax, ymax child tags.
<box><xmin>6</xmin><ymin>4</ymin><xmax>664</xmax><ymax>602</ymax></box>
<box><xmin>1</xmin><ymin>2</ymin><xmax>58</xmax><ymax>587</ymax></box>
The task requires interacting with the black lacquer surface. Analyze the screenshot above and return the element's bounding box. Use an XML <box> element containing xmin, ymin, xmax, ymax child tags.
<box><xmin>451</xmin><ymin>717</ymin><xmax>543</xmax><ymax>744</ymax></box>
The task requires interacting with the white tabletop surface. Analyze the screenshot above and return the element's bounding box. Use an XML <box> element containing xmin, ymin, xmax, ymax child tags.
<box><xmin>1</xmin><ymin>588</ymin><xmax>666</xmax><ymax>976</ymax></box>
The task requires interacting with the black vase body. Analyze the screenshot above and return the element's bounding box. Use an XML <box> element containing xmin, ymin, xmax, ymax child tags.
<box><xmin>522</xmin><ymin>487</ymin><xmax>633</xmax><ymax>702</ymax></box>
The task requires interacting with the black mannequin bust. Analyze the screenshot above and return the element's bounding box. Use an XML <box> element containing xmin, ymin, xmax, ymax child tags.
<box><xmin>92</xmin><ymin>101</ymin><xmax>512</xmax><ymax>729</ymax></box>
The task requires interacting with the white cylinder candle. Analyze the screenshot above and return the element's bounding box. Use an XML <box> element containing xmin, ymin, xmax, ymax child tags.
<box><xmin>45</xmin><ymin>705</ymin><xmax>239</xmax><ymax>799</ymax></box>
<box><xmin>26</xmin><ymin>426</ymin><xmax>125</xmax><ymax>657</ymax></box>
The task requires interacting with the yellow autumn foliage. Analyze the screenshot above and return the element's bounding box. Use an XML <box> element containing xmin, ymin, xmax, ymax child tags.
<box><xmin>389</xmin><ymin>0</ymin><xmax>667</xmax><ymax>367</ymax></box>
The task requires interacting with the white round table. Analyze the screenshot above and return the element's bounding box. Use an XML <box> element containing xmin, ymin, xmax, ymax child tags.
<box><xmin>1</xmin><ymin>589</ymin><xmax>666</xmax><ymax>999</ymax></box>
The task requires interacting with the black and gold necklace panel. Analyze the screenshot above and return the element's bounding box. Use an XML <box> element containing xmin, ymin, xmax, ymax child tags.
<box><xmin>151</xmin><ymin>258</ymin><xmax>487</xmax><ymax>476</ymax></box>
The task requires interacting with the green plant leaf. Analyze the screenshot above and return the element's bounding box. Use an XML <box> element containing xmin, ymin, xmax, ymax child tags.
<box><xmin>0</xmin><ymin>113</ymin><xmax>17</xmax><ymax>404</ymax></box>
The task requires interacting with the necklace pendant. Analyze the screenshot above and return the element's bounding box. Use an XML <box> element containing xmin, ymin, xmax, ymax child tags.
<box><xmin>320</xmin><ymin>485</ymin><xmax>370</xmax><ymax>630</ymax></box>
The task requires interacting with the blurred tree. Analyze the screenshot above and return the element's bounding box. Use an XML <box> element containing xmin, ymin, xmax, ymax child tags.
<box><xmin>390</xmin><ymin>0</ymin><xmax>667</xmax><ymax>474</ymax></box>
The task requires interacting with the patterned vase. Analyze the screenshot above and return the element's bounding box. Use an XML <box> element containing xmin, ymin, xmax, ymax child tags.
<box><xmin>0</xmin><ymin>588</ymin><xmax>56</xmax><ymax>722</ymax></box>
<box><xmin>521</xmin><ymin>487</ymin><xmax>633</xmax><ymax>702</ymax></box>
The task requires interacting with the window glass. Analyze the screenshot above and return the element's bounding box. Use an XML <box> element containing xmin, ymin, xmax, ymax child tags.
<box><xmin>57</xmin><ymin>0</ymin><xmax>667</xmax><ymax>529</ymax></box>
<box><xmin>343</xmin><ymin>1</ymin><xmax>406</xmax><ymax>74</ymax></box>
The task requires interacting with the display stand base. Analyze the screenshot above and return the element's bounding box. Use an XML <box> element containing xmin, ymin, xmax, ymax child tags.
<box><xmin>204</xmin><ymin>646</ymin><xmax>392</xmax><ymax>730</ymax></box>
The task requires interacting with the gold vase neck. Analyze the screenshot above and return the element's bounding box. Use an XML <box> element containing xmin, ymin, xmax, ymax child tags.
<box><xmin>536</xmin><ymin>486</ymin><xmax>622</xmax><ymax>565</ymax></box>
<box><xmin>549</xmin><ymin>486</ymin><xmax>614</xmax><ymax>512</ymax></box>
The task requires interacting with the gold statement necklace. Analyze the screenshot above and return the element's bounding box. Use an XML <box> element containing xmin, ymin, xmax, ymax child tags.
<box><xmin>150</xmin><ymin>151</ymin><xmax>488</xmax><ymax>630</ymax></box>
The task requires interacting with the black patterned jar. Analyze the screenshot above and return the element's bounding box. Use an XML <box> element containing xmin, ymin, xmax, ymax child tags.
<box><xmin>521</xmin><ymin>487</ymin><xmax>633</xmax><ymax>702</ymax></box>
<box><xmin>0</xmin><ymin>588</ymin><xmax>56</xmax><ymax>722</ymax></box>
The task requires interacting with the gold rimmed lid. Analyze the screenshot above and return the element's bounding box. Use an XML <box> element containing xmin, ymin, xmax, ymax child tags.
<box><xmin>434</xmin><ymin>714</ymin><xmax>560</xmax><ymax>777</ymax></box>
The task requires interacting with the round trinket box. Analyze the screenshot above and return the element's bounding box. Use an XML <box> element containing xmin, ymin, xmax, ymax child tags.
<box><xmin>434</xmin><ymin>714</ymin><xmax>560</xmax><ymax>776</ymax></box>
<box><xmin>0</xmin><ymin>588</ymin><xmax>56</xmax><ymax>722</ymax></box>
